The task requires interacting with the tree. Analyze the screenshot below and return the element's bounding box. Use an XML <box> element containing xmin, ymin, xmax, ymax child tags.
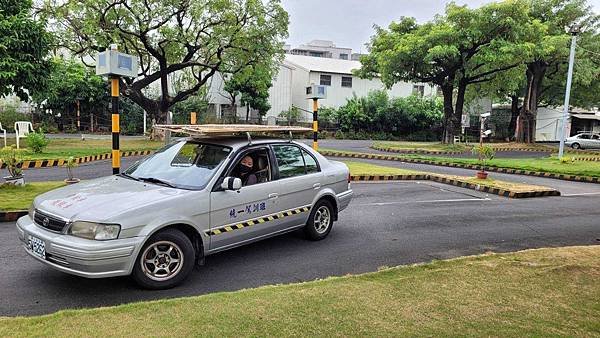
<box><xmin>0</xmin><ymin>0</ymin><xmax>51</xmax><ymax>101</ymax></box>
<box><xmin>223</xmin><ymin>60</ymin><xmax>278</xmax><ymax>123</ymax></box>
<box><xmin>32</xmin><ymin>57</ymin><xmax>108</xmax><ymax>131</ymax></box>
<box><xmin>358</xmin><ymin>1</ymin><xmax>536</xmax><ymax>143</ymax></box>
<box><xmin>513</xmin><ymin>0</ymin><xmax>599</xmax><ymax>143</ymax></box>
<box><xmin>45</xmin><ymin>0</ymin><xmax>288</xmax><ymax>122</ymax></box>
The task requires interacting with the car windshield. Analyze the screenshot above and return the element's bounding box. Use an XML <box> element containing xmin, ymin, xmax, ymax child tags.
<box><xmin>123</xmin><ymin>141</ymin><xmax>231</xmax><ymax>190</ymax></box>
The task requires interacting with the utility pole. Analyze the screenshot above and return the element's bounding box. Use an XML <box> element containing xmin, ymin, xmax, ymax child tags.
<box><xmin>558</xmin><ymin>24</ymin><xmax>580</xmax><ymax>159</ymax></box>
<box><xmin>306</xmin><ymin>85</ymin><xmax>327</xmax><ymax>151</ymax></box>
<box><xmin>96</xmin><ymin>43</ymin><xmax>138</xmax><ymax>174</ymax></box>
<box><xmin>76</xmin><ymin>99</ymin><xmax>81</xmax><ymax>132</ymax></box>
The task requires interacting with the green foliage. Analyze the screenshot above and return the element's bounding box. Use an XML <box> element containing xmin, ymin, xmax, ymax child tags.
<box><xmin>25</xmin><ymin>130</ymin><xmax>49</xmax><ymax>153</ymax></box>
<box><xmin>472</xmin><ymin>144</ymin><xmax>496</xmax><ymax>170</ymax></box>
<box><xmin>559</xmin><ymin>156</ymin><xmax>575</xmax><ymax>164</ymax></box>
<box><xmin>0</xmin><ymin>0</ymin><xmax>52</xmax><ymax>101</ymax></box>
<box><xmin>279</xmin><ymin>106</ymin><xmax>301</xmax><ymax>125</ymax></box>
<box><xmin>323</xmin><ymin>91</ymin><xmax>444</xmax><ymax>140</ymax></box>
<box><xmin>0</xmin><ymin>107</ymin><xmax>29</xmax><ymax>132</ymax></box>
<box><xmin>45</xmin><ymin>0</ymin><xmax>289</xmax><ymax>121</ymax></box>
<box><xmin>31</xmin><ymin>58</ymin><xmax>108</xmax><ymax>132</ymax></box>
<box><xmin>0</xmin><ymin>145</ymin><xmax>23</xmax><ymax>177</ymax></box>
<box><xmin>65</xmin><ymin>156</ymin><xmax>77</xmax><ymax>180</ymax></box>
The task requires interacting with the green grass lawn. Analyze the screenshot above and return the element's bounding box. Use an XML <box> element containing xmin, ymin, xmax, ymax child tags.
<box><xmin>1</xmin><ymin>245</ymin><xmax>597</xmax><ymax>336</ymax></box>
<box><xmin>408</xmin><ymin>155</ymin><xmax>600</xmax><ymax>178</ymax></box>
<box><xmin>373</xmin><ymin>141</ymin><xmax>469</xmax><ymax>152</ymax></box>
<box><xmin>343</xmin><ymin>160</ymin><xmax>420</xmax><ymax>175</ymax></box>
<box><xmin>0</xmin><ymin>182</ymin><xmax>65</xmax><ymax>211</ymax></box>
<box><xmin>4</xmin><ymin>138</ymin><xmax>162</xmax><ymax>160</ymax></box>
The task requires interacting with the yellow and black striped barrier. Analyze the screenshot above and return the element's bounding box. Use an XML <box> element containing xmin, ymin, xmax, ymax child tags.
<box><xmin>319</xmin><ymin>150</ymin><xmax>600</xmax><ymax>184</ymax></box>
<box><xmin>0</xmin><ymin>150</ymin><xmax>154</xmax><ymax>170</ymax></box>
<box><xmin>370</xmin><ymin>145</ymin><xmax>467</xmax><ymax>155</ymax></box>
<box><xmin>312</xmin><ymin>98</ymin><xmax>318</xmax><ymax>151</ymax></box>
<box><xmin>349</xmin><ymin>173</ymin><xmax>560</xmax><ymax>199</ymax></box>
<box><xmin>205</xmin><ymin>206</ymin><xmax>311</xmax><ymax>236</ymax></box>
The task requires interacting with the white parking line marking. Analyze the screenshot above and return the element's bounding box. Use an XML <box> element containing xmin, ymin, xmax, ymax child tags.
<box><xmin>356</xmin><ymin>198</ymin><xmax>491</xmax><ymax>207</ymax></box>
<box><xmin>561</xmin><ymin>192</ymin><xmax>600</xmax><ymax>197</ymax></box>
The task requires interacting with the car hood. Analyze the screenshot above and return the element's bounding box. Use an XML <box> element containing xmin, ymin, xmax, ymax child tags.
<box><xmin>35</xmin><ymin>176</ymin><xmax>192</xmax><ymax>222</ymax></box>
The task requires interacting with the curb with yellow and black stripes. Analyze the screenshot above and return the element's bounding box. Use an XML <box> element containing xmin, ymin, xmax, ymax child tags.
<box><xmin>370</xmin><ymin>146</ymin><xmax>467</xmax><ymax>155</ymax></box>
<box><xmin>321</xmin><ymin>150</ymin><xmax>600</xmax><ymax>185</ymax></box>
<box><xmin>0</xmin><ymin>150</ymin><xmax>154</xmax><ymax>170</ymax></box>
<box><xmin>350</xmin><ymin>173</ymin><xmax>560</xmax><ymax>199</ymax></box>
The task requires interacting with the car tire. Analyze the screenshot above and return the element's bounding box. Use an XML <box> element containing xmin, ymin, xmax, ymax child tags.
<box><xmin>132</xmin><ymin>228</ymin><xmax>195</xmax><ymax>290</ymax></box>
<box><xmin>304</xmin><ymin>199</ymin><xmax>335</xmax><ymax>241</ymax></box>
<box><xmin>571</xmin><ymin>143</ymin><xmax>581</xmax><ymax>149</ymax></box>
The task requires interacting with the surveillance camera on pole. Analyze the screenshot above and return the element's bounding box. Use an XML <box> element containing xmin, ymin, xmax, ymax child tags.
<box><xmin>96</xmin><ymin>44</ymin><xmax>138</xmax><ymax>174</ymax></box>
<box><xmin>480</xmin><ymin>112</ymin><xmax>491</xmax><ymax>119</ymax></box>
<box><xmin>483</xmin><ymin>130</ymin><xmax>492</xmax><ymax>137</ymax></box>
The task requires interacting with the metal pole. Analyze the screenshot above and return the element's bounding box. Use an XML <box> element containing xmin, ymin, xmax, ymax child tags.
<box><xmin>312</xmin><ymin>98</ymin><xmax>318</xmax><ymax>150</ymax></box>
<box><xmin>165</xmin><ymin>111</ymin><xmax>172</xmax><ymax>144</ymax></box>
<box><xmin>111</xmin><ymin>76</ymin><xmax>120</xmax><ymax>174</ymax></box>
<box><xmin>143</xmin><ymin>110</ymin><xmax>147</xmax><ymax>135</ymax></box>
<box><xmin>76</xmin><ymin>99</ymin><xmax>81</xmax><ymax>132</ymax></box>
<box><xmin>479</xmin><ymin>116</ymin><xmax>484</xmax><ymax>164</ymax></box>
<box><xmin>558</xmin><ymin>33</ymin><xmax>578</xmax><ymax>158</ymax></box>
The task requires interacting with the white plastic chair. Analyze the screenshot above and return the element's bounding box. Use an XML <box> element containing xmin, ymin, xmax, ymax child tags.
<box><xmin>453</xmin><ymin>136</ymin><xmax>461</xmax><ymax>144</ymax></box>
<box><xmin>14</xmin><ymin>121</ymin><xmax>34</xmax><ymax>149</ymax></box>
<box><xmin>0</xmin><ymin>123</ymin><xmax>6</xmax><ymax>147</ymax></box>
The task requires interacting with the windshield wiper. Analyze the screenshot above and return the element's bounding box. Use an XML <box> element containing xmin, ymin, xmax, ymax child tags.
<box><xmin>118</xmin><ymin>173</ymin><xmax>140</xmax><ymax>181</ymax></box>
<box><xmin>138</xmin><ymin>177</ymin><xmax>177</xmax><ymax>188</ymax></box>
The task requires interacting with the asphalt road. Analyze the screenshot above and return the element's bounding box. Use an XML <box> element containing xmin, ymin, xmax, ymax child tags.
<box><xmin>339</xmin><ymin>157</ymin><xmax>600</xmax><ymax>196</ymax></box>
<box><xmin>1</xmin><ymin>182</ymin><xmax>599</xmax><ymax>317</ymax></box>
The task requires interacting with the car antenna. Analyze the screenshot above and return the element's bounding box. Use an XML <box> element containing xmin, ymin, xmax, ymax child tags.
<box><xmin>246</xmin><ymin>132</ymin><xmax>252</xmax><ymax>146</ymax></box>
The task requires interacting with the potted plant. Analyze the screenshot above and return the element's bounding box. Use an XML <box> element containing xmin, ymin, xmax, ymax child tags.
<box><xmin>64</xmin><ymin>156</ymin><xmax>80</xmax><ymax>184</ymax></box>
<box><xmin>472</xmin><ymin>144</ymin><xmax>495</xmax><ymax>179</ymax></box>
<box><xmin>1</xmin><ymin>146</ymin><xmax>24</xmax><ymax>186</ymax></box>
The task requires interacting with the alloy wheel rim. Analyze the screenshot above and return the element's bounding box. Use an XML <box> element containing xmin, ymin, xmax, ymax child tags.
<box><xmin>314</xmin><ymin>206</ymin><xmax>331</xmax><ymax>234</ymax></box>
<box><xmin>140</xmin><ymin>241</ymin><xmax>184</xmax><ymax>282</ymax></box>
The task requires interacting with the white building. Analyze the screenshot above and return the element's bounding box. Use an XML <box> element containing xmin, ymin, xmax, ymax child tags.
<box><xmin>536</xmin><ymin>107</ymin><xmax>600</xmax><ymax>141</ymax></box>
<box><xmin>288</xmin><ymin>40</ymin><xmax>353</xmax><ymax>60</ymax></box>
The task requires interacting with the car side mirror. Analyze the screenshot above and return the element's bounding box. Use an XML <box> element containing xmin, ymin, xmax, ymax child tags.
<box><xmin>221</xmin><ymin>177</ymin><xmax>242</xmax><ymax>191</ymax></box>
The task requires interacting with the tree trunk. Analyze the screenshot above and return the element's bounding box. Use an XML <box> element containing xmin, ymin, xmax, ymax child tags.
<box><xmin>246</xmin><ymin>104</ymin><xmax>250</xmax><ymax>123</ymax></box>
<box><xmin>453</xmin><ymin>78</ymin><xmax>468</xmax><ymax>142</ymax></box>
<box><xmin>441</xmin><ymin>83</ymin><xmax>455</xmax><ymax>144</ymax></box>
<box><xmin>515</xmin><ymin>61</ymin><xmax>546</xmax><ymax>143</ymax></box>
<box><xmin>508</xmin><ymin>95</ymin><xmax>520</xmax><ymax>140</ymax></box>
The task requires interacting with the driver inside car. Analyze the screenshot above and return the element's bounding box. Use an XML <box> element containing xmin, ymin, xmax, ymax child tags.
<box><xmin>235</xmin><ymin>155</ymin><xmax>258</xmax><ymax>186</ymax></box>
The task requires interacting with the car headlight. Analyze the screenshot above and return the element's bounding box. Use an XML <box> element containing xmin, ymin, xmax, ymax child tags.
<box><xmin>68</xmin><ymin>221</ymin><xmax>121</xmax><ymax>240</ymax></box>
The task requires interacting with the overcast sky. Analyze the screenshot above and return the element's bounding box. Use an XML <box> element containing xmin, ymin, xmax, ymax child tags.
<box><xmin>281</xmin><ymin>0</ymin><xmax>600</xmax><ymax>53</ymax></box>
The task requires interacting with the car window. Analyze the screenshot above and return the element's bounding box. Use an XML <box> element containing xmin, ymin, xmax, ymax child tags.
<box><xmin>229</xmin><ymin>148</ymin><xmax>272</xmax><ymax>187</ymax></box>
<box><xmin>593</xmin><ymin>135</ymin><xmax>600</xmax><ymax>140</ymax></box>
<box><xmin>579</xmin><ymin>134</ymin><xmax>591</xmax><ymax>139</ymax></box>
<box><xmin>302</xmin><ymin>149</ymin><xmax>319</xmax><ymax>174</ymax></box>
<box><xmin>273</xmin><ymin>145</ymin><xmax>306</xmax><ymax>179</ymax></box>
<box><xmin>124</xmin><ymin>141</ymin><xmax>230</xmax><ymax>190</ymax></box>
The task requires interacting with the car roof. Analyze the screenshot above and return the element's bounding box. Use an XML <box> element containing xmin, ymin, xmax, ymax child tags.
<box><xmin>181</xmin><ymin>136</ymin><xmax>305</xmax><ymax>150</ymax></box>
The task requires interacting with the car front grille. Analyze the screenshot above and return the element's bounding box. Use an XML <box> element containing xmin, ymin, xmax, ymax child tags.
<box><xmin>34</xmin><ymin>209</ymin><xmax>68</xmax><ymax>232</ymax></box>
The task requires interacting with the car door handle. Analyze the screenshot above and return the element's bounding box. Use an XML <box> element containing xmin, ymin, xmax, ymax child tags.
<box><xmin>313</xmin><ymin>183</ymin><xmax>321</xmax><ymax>189</ymax></box>
<box><xmin>268</xmin><ymin>193</ymin><xmax>278</xmax><ymax>199</ymax></box>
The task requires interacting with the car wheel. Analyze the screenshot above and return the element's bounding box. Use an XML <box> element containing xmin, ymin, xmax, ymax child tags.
<box><xmin>132</xmin><ymin>228</ymin><xmax>195</xmax><ymax>290</ymax></box>
<box><xmin>571</xmin><ymin>143</ymin><xmax>581</xmax><ymax>149</ymax></box>
<box><xmin>304</xmin><ymin>199</ymin><xmax>334</xmax><ymax>241</ymax></box>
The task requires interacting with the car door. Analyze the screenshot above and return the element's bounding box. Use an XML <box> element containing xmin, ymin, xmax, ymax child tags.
<box><xmin>591</xmin><ymin>134</ymin><xmax>600</xmax><ymax>149</ymax></box>
<box><xmin>208</xmin><ymin>146</ymin><xmax>282</xmax><ymax>251</ymax></box>
<box><xmin>271</xmin><ymin>144</ymin><xmax>323</xmax><ymax>230</ymax></box>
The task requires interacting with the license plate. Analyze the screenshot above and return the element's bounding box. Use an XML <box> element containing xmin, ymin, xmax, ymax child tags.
<box><xmin>27</xmin><ymin>235</ymin><xmax>46</xmax><ymax>259</ymax></box>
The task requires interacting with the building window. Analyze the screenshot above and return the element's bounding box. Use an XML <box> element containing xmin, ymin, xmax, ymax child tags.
<box><xmin>412</xmin><ymin>85</ymin><xmax>425</xmax><ymax>97</ymax></box>
<box><xmin>339</xmin><ymin>53</ymin><xmax>348</xmax><ymax>60</ymax></box>
<box><xmin>341</xmin><ymin>76</ymin><xmax>352</xmax><ymax>88</ymax></box>
<box><xmin>320</xmin><ymin>74</ymin><xmax>332</xmax><ymax>86</ymax></box>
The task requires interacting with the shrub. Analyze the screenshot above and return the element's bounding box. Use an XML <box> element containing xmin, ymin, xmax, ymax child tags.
<box><xmin>0</xmin><ymin>146</ymin><xmax>23</xmax><ymax>177</ymax></box>
<box><xmin>472</xmin><ymin>144</ymin><xmax>495</xmax><ymax>171</ymax></box>
<box><xmin>0</xmin><ymin>108</ymin><xmax>29</xmax><ymax>132</ymax></box>
<box><xmin>26</xmin><ymin>130</ymin><xmax>50</xmax><ymax>153</ymax></box>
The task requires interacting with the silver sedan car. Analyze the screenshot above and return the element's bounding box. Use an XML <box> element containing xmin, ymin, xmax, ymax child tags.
<box><xmin>16</xmin><ymin>137</ymin><xmax>353</xmax><ymax>289</ymax></box>
<box><xmin>565</xmin><ymin>133</ymin><xmax>600</xmax><ymax>149</ymax></box>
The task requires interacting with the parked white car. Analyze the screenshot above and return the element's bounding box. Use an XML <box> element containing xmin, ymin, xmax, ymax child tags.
<box><xmin>565</xmin><ymin>133</ymin><xmax>600</xmax><ymax>149</ymax></box>
<box><xmin>16</xmin><ymin>137</ymin><xmax>353</xmax><ymax>289</ymax></box>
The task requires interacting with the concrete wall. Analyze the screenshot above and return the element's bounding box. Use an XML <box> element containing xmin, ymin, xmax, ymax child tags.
<box><xmin>536</xmin><ymin>107</ymin><xmax>570</xmax><ymax>141</ymax></box>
